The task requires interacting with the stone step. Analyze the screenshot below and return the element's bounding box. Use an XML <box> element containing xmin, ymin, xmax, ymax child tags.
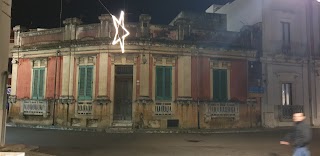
<box><xmin>112</xmin><ymin>121</ymin><xmax>133</xmax><ymax>128</ymax></box>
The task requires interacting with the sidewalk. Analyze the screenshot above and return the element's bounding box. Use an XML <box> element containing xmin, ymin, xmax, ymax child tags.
<box><xmin>0</xmin><ymin>144</ymin><xmax>53</xmax><ymax>156</ymax></box>
<box><xmin>6</xmin><ymin>122</ymin><xmax>294</xmax><ymax>134</ymax></box>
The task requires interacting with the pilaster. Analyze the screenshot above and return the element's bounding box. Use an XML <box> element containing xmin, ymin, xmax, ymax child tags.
<box><xmin>176</xmin><ymin>56</ymin><xmax>192</xmax><ymax>104</ymax></box>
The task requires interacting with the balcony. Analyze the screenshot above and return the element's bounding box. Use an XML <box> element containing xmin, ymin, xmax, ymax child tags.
<box><xmin>77</xmin><ymin>102</ymin><xmax>93</xmax><ymax>115</ymax></box>
<box><xmin>266</xmin><ymin>40</ymin><xmax>307</xmax><ymax>57</ymax></box>
<box><xmin>155</xmin><ymin>103</ymin><xmax>172</xmax><ymax>116</ymax></box>
<box><xmin>277</xmin><ymin>105</ymin><xmax>304</xmax><ymax>122</ymax></box>
<box><xmin>205</xmin><ymin>102</ymin><xmax>240</xmax><ymax>120</ymax></box>
<box><xmin>21</xmin><ymin>100</ymin><xmax>48</xmax><ymax>117</ymax></box>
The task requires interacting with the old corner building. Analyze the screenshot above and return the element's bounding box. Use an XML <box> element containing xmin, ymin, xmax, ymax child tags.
<box><xmin>7</xmin><ymin>11</ymin><xmax>261</xmax><ymax>130</ymax></box>
<box><xmin>11</xmin><ymin>0</ymin><xmax>320</xmax><ymax>130</ymax></box>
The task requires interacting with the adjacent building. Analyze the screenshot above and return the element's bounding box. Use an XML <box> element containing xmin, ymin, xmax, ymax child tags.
<box><xmin>8</xmin><ymin>12</ymin><xmax>260</xmax><ymax>129</ymax></box>
<box><xmin>207</xmin><ymin>0</ymin><xmax>320</xmax><ymax>127</ymax></box>
<box><xmin>0</xmin><ymin>0</ymin><xmax>12</xmax><ymax>145</ymax></box>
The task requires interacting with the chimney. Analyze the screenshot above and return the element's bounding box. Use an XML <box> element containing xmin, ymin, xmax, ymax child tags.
<box><xmin>63</xmin><ymin>18</ymin><xmax>82</xmax><ymax>40</ymax></box>
<box><xmin>139</xmin><ymin>14</ymin><xmax>152</xmax><ymax>38</ymax></box>
<box><xmin>99</xmin><ymin>14</ymin><xmax>113</xmax><ymax>38</ymax></box>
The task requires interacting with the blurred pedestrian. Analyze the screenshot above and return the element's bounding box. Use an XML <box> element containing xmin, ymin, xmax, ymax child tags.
<box><xmin>280</xmin><ymin>112</ymin><xmax>312</xmax><ymax>156</ymax></box>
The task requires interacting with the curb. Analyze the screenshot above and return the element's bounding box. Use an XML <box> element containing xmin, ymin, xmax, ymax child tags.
<box><xmin>6</xmin><ymin>123</ymin><xmax>292</xmax><ymax>134</ymax></box>
<box><xmin>6</xmin><ymin>123</ymin><xmax>98</xmax><ymax>132</ymax></box>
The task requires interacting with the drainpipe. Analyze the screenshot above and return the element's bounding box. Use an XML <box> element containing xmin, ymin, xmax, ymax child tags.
<box><xmin>307</xmin><ymin>0</ymin><xmax>314</xmax><ymax>125</ymax></box>
<box><xmin>197</xmin><ymin>50</ymin><xmax>200</xmax><ymax>129</ymax></box>
<box><xmin>0</xmin><ymin>71</ymin><xmax>8</xmax><ymax>146</ymax></box>
<box><xmin>52</xmin><ymin>50</ymin><xmax>60</xmax><ymax>125</ymax></box>
<box><xmin>66</xmin><ymin>45</ymin><xmax>72</xmax><ymax>126</ymax></box>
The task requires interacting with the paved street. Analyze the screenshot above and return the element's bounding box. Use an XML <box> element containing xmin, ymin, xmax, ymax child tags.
<box><xmin>4</xmin><ymin>127</ymin><xmax>320</xmax><ymax>156</ymax></box>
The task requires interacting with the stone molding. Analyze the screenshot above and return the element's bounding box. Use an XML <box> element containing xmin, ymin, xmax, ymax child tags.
<box><xmin>59</xmin><ymin>96</ymin><xmax>75</xmax><ymax>104</ymax></box>
<box><xmin>94</xmin><ymin>96</ymin><xmax>111</xmax><ymax>105</ymax></box>
<box><xmin>8</xmin><ymin>95</ymin><xmax>17</xmax><ymax>104</ymax></box>
<box><xmin>175</xmin><ymin>97</ymin><xmax>193</xmax><ymax>105</ymax></box>
<box><xmin>137</xmin><ymin>96</ymin><xmax>153</xmax><ymax>104</ymax></box>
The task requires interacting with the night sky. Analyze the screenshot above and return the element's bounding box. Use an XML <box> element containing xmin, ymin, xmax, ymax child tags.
<box><xmin>11</xmin><ymin>0</ymin><xmax>232</xmax><ymax>29</ymax></box>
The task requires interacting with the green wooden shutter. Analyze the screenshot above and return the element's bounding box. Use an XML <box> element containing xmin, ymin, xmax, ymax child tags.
<box><xmin>32</xmin><ymin>68</ymin><xmax>45</xmax><ymax>99</ymax></box>
<box><xmin>156</xmin><ymin>67</ymin><xmax>164</xmax><ymax>100</ymax></box>
<box><xmin>85</xmin><ymin>66</ymin><xmax>93</xmax><ymax>100</ymax></box>
<box><xmin>164</xmin><ymin>67</ymin><xmax>172</xmax><ymax>100</ymax></box>
<box><xmin>220</xmin><ymin>69</ymin><xmax>228</xmax><ymax>102</ymax></box>
<box><xmin>32</xmin><ymin>69</ymin><xmax>39</xmax><ymax>99</ymax></box>
<box><xmin>213</xmin><ymin>69</ymin><xmax>220</xmax><ymax>101</ymax></box>
<box><xmin>78</xmin><ymin>66</ymin><xmax>86</xmax><ymax>100</ymax></box>
<box><xmin>156</xmin><ymin>66</ymin><xmax>172</xmax><ymax>101</ymax></box>
<box><xmin>38</xmin><ymin>69</ymin><xmax>45</xmax><ymax>99</ymax></box>
<box><xmin>78</xmin><ymin>66</ymin><xmax>93</xmax><ymax>101</ymax></box>
<box><xmin>213</xmin><ymin>69</ymin><xmax>228</xmax><ymax>102</ymax></box>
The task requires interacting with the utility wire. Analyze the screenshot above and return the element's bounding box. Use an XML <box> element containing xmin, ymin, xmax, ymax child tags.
<box><xmin>98</xmin><ymin>0</ymin><xmax>113</xmax><ymax>15</ymax></box>
<box><xmin>60</xmin><ymin>0</ymin><xmax>63</xmax><ymax>28</ymax></box>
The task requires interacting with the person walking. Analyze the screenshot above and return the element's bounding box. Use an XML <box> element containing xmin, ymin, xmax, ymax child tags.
<box><xmin>280</xmin><ymin>112</ymin><xmax>312</xmax><ymax>156</ymax></box>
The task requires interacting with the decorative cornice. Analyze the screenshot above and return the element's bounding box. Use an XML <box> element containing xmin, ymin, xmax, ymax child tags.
<box><xmin>152</xmin><ymin>54</ymin><xmax>177</xmax><ymax>66</ymax></box>
<box><xmin>274</xmin><ymin>72</ymin><xmax>299</xmax><ymax>82</ymax></box>
<box><xmin>60</xmin><ymin>96</ymin><xmax>75</xmax><ymax>104</ymax></box>
<box><xmin>20</xmin><ymin>28</ymin><xmax>63</xmax><ymax>37</ymax></box>
<box><xmin>94</xmin><ymin>96</ymin><xmax>111</xmax><ymax>105</ymax></box>
<box><xmin>175</xmin><ymin>97</ymin><xmax>193</xmax><ymax>105</ymax></box>
<box><xmin>137</xmin><ymin>96</ymin><xmax>153</xmax><ymax>104</ymax></box>
<box><xmin>8</xmin><ymin>95</ymin><xmax>17</xmax><ymax>104</ymax></box>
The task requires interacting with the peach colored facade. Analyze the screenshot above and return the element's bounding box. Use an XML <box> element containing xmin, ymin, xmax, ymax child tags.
<box><xmin>8</xmin><ymin>12</ymin><xmax>261</xmax><ymax>129</ymax></box>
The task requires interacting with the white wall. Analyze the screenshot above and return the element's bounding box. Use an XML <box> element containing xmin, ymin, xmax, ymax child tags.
<box><xmin>0</xmin><ymin>0</ymin><xmax>12</xmax><ymax>145</ymax></box>
<box><xmin>262</xmin><ymin>0</ymin><xmax>308</xmax><ymax>56</ymax></box>
<box><xmin>206</xmin><ymin>0</ymin><xmax>262</xmax><ymax>32</ymax></box>
<box><xmin>261</xmin><ymin>62</ymin><xmax>309</xmax><ymax>127</ymax></box>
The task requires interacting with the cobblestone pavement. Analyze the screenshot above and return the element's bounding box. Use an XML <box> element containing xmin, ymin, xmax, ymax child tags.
<box><xmin>5</xmin><ymin>127</ymin><xmax>320</xmax><ymax>156</ymax></box>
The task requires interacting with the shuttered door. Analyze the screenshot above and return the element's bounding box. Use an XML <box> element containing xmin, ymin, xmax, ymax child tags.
<box><xmin>38</xmin><ymin>69</ymin><xmax>45</xmax><ymax>99</ymax></box>
<box><xmin>85</xmin><ymin>66</ymin><xmax>93</xmax><ymax>100</ymax></box>
<box><xmin>220</xmin><ymin>69</ymin><xmax>228</xmax><ymax>101</ymax></box>
<box><xmin>156</xmin><ymin>67</ymin><xmax>164</xmax><ymax>100</ymax></box>
<box><xmin>78</xmin><ymin>66</ymin><xmax>94</xmax><ymax>101</ymax></box>
<box><xmin>32</xmin><ymin>69</ymin><xmax>39</xmax><ymax>99</ymax></box>
<box><xmin>156</xmin><ymin>66</ymin><xmax>172</xmax><ymax>101</ymax></box>
<box><xmin>32</xmin><ymin>68</ymin><xmax>45</xmax><ymax>99</ymax></box>
<box><xmin>78</xmin><ymin>67</ymin><xmax>86</xmax><ymax>100</ymax></box>
<box><xmin>164</xmin><ymin>67</ymin><xmax>172</xmax><ymax>100</ymax></box>
<box><xmin>213</xmin><ymin>69</ymin><xmax>228</xmax><ymax>102</ymax></box>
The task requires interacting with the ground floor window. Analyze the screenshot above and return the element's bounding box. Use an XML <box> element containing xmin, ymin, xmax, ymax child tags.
<box><xmin>282</xmin><ymin>83</ymin><xmax>292</xmax><ymax>105</ymax></box>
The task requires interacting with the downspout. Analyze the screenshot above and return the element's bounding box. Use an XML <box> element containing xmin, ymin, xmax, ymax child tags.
<box><xmin>66</xmin><ymin>45</ymin><xmax>72</xmax><ymax>125</ymax></box>
<box><xmin>197</xmin><ymin>50</ymin><xmax>200</xmax><ymax>129</ymax></box>
<box><xmin>0</xmin><ymin>71</ymin><xmax>8</xmax><ymax>146</ymax></box>
<box><xmin>52</xmin><ymin>50</ymin><xmax>60</xmax><ymax>125</ymax></box>
<box><xmin>53</xmin><ymin>0</ymin><xmax>63</xmax><ymax>126</ymax></box>
<box><xmin>307</xmin><ymin>0</ymin><xmax>314</xmax><ymax>125</ymax></box>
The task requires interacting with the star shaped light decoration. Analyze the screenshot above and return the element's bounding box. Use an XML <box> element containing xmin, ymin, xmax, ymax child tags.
<box><xmin>112</xmin><ymin>11</ymin><xmax>130</xmax><ymax>53</ymax></box>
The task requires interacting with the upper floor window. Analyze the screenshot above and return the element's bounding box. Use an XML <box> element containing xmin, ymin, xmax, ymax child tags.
<box><xmin>281</xmin><ymin>22</ymin><xmax>290</xmax><ymax>45</ymax></box>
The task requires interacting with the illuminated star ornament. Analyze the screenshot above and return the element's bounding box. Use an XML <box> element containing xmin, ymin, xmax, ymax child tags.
<box><xmin>112</xmin><ymin>11</ymin><xmax>130</xmax><ymax>53</ymax></box>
